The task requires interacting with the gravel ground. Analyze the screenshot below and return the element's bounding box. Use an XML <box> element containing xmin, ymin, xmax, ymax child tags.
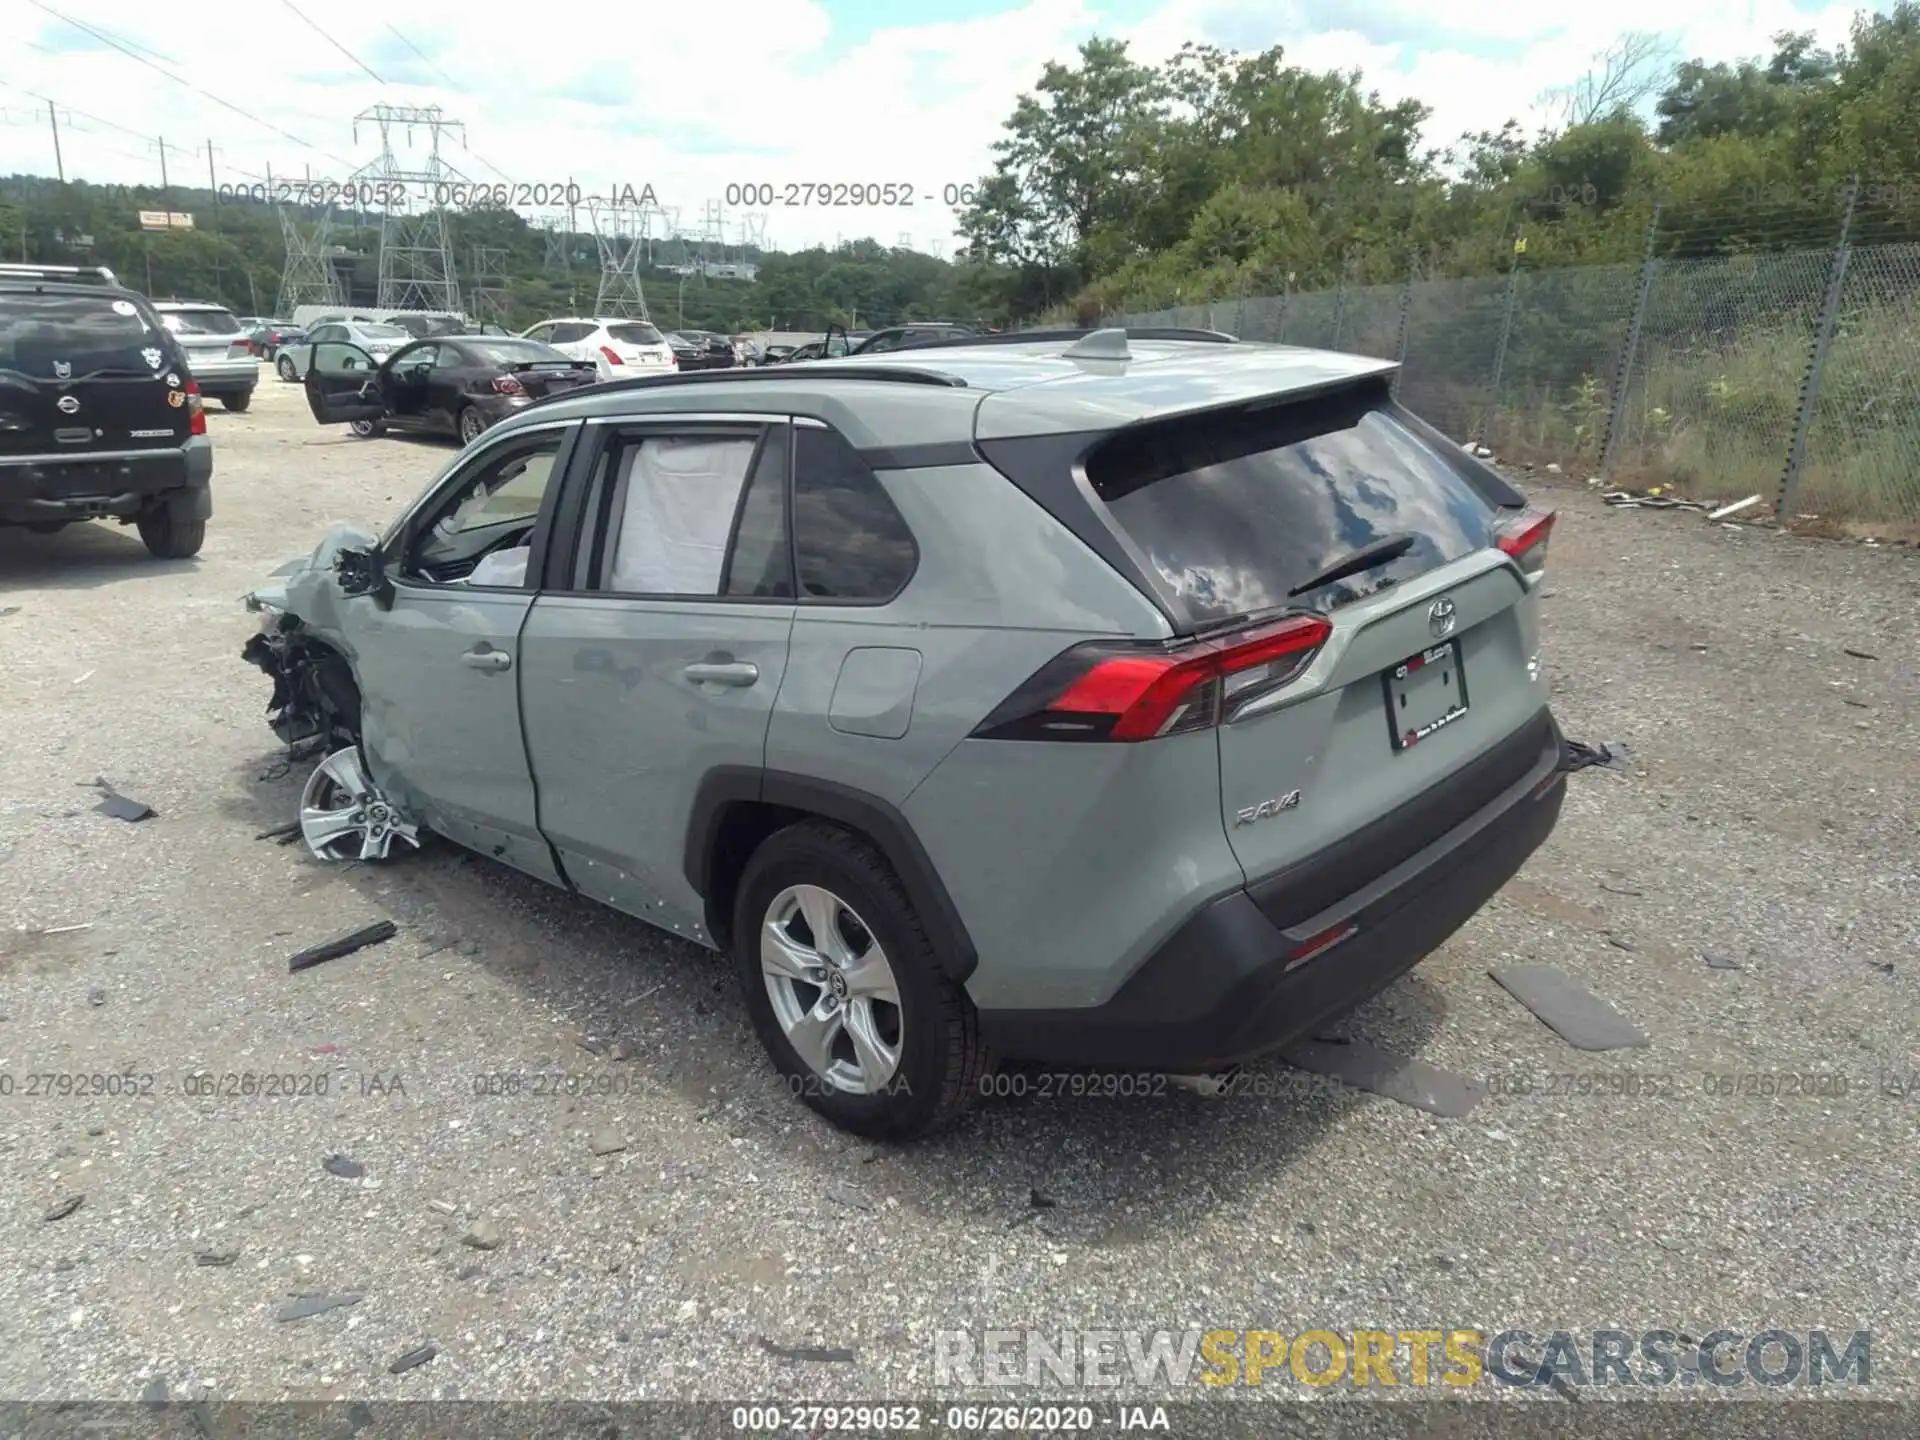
<box><xmin>0</xmin><ymin>376</ymin><xmax>1914</xmax><ymax>1413</ymax></box>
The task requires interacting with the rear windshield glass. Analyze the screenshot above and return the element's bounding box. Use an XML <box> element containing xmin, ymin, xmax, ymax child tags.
<box><xmin>160</xmin><ymin>308</ymin><xmax>242</xmax><ymax>335</ymax></box>
<box><xmin>606</xmin><ymin>323</ymin><xmax>663</xmax><ymax>345</ymax></box>
<box><xmin>361</xmin><ymin>324</ymin><xmax>410</xmax><ymax>340</ymax></box>
<box><xmin>471</xmin><ymin>339</ymin><xmax>569</xmax><ymax>365</ymax></box>
<box><xmin>0</xmin><ymin>291</ymin><xmax>160</xmax><ymax>375</ymax></box>
<box><xmin>1085</xmin><ymin>385</ymin><xmax>1502</xmax><ymax>622</ymax></box>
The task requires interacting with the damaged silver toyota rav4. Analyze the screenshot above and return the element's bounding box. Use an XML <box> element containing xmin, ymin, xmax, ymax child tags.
<box><xmin>242</xmin><ymin>328</ymin><xmax>1570</xmax><ymax>1139</ymax></box>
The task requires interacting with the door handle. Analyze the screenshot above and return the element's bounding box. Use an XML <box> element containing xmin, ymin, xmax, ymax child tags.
<box><xmin>463</xmin><ymin>645</ymin><xmax>512</xmax><ymax>671</ymax></box>
<box><xmin>684</xmin><ymin>660</ymin><xmax>758</xmax><ymax>686</ymax></box>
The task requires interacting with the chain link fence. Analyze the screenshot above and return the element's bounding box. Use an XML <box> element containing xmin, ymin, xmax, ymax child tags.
<box><xmin>1122</xmin><ymin>238</ymin><xmax>1920</xmax><ymax>534</ymax></box>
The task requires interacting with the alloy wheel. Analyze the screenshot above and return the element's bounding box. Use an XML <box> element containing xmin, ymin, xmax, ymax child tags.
<box><xmin>761</xmin><ymin>884</ymin><xmax>903</xmax><ymax>1094</ymax></box>
<box><xmin>299</xmin><ymin>746</ymin><xmax>420</xmax><ymax>862</ymax></box>
<box><xmin>459</xmin><ymin>408</ymin><xmax>486</xmax><ymax>444</ymax></box>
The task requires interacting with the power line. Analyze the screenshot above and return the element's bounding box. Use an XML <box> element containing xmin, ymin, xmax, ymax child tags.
<box><xmin>27</xmin><ymin>0</ymin><xmax>353</xmax><ymax>168</ymax></box>
<box><xmin>280</xmin><ymin>0</ymin><xmax>385</xmax><ymax>85</ymax></box>
<box><xmin>383</xmin><ymin>24</ymin><xmax>459</xmax><ymax>90</ymax></box>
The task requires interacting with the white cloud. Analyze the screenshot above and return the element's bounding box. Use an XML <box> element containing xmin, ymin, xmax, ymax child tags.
<box><xmin>0</xmin><ymin>0</ymin><xmax>1876</xmax><ymax>265</ymax></box>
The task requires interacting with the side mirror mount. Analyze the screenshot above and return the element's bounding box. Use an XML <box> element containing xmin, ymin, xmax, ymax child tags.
<box><xmin>335</xmin><ymin>546</ymin><xmax>394</xmax><ymax>608</ymax></box>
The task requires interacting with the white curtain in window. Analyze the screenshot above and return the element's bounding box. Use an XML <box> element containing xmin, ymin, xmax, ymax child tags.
<box><xmin>607</xmin><ymin>436</ymin><xmax>757</xmax><ymax>594</ymax></box>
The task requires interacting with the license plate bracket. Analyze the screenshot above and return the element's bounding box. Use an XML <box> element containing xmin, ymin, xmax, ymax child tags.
<box><xmin>1383</xmin><ymin>639</ymin><xmax>1469</xmax><ymax>752</ymax></box>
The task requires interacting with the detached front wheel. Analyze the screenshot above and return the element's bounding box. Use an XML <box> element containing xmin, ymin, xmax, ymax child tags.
<box><xmin>733</xmin><ymin>821</ymin><xmax>989</xmax><ymax>1139</ymax></box>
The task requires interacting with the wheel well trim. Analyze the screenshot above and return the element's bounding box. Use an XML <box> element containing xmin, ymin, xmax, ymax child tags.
<box><xmin>686</xmin><ymin>766</ymin><xmax>979</xmax><ymax>984</ymax></box>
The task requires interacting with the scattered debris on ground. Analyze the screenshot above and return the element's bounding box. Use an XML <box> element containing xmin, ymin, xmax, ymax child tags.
<box><xmin>824</xmin><ymin>1180</ymin><xmax>875</xmax><ymax>1213</ymax></box>
<box><xmin>1280</xmin><ymin>1036</ymin><xmax>1488</xmax><ymax>1118</ymax></box>
<box><xmin>254</xmin><ymin>821</ymin><xmax>302</xmax><ymax>843</ymax></box>
<box><xmin>85</xmin><ymin>777</ymin><xmax>155</xmax><ymax>823</ymax></box>
<box><xmin>1843</xmin><ymin>648</ymin><xmax>1878</xmax><ymax>662</ymax></box>
<box><xmin>195</xmin><ymin>1249</ymin><xmax>240</xmax><ymax>1267</ymax></box>
<box><xmin>275</xmin><ymin>1294</ymin><xmax>362</xmax><ymax>1322</ymax></box>
<box><xmin>1489</xmin><ymin>965</ymin><xmax>1650</xmax><ymax>1051</ymax></box>
<box><xmin>42</xmin><ymin>1195</ymin><xmax>83</xmax><ymax>1222</ymax></box>
<box><xmin>756</xmin><ymin>1337</ymin><xmax>857</xmax><ymax>1364</ymax></box>
<box><xmin>1562</xmin><ymin>739</ymin><xmax>1632</xmax><ymax>775</ymax></box>
<box><xmin>461</xmin><ymin>1218</ymin><xmax>503</xmax><ymax>1251</ymax></box>
<box><xmin>321</xmin><ymin>1154</ymin><xmax>366</xmax><ymax>1179</ymax></box>
<box><xmin>587</xmin><ymin>1127</ymin><xmax>626</xmax><ymax>1157</ymax></box>
<box><xmin>388</xmin><ymin>1344</ymin><xmax>437</xmax><ymax>1374</ymax></box>
<box><xmin>287</xmin><ymin>920</ymin><xmax>398</xmax><ymax>974</ymax></box>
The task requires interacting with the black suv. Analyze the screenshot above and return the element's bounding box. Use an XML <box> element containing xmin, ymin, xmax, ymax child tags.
<box><xmin>0</xmin><ymin>264</ymin><xmax>211</xmax><ymax>558</ymax></box>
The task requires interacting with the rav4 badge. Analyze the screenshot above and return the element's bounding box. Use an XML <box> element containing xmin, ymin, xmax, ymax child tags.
<box><xmin>1235</xmin><ymin>790</ymin><xmax>1301</xmax><ymax>826</ymax></box>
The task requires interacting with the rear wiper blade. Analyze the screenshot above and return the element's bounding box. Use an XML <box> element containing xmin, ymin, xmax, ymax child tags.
<box><xmin>1287</xmin><ymin>532</ymin><xmax>1418</xmax><ymax>597</ymax></box>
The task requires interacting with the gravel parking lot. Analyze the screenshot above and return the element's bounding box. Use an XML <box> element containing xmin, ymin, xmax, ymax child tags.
<box><xmin>0</xmin><ymin>374</ymin><xmax>1915</xmax><ymax>1410</ymax></box>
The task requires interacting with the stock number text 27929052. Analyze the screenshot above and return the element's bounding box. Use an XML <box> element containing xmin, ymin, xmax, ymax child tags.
<box><xmin>723</xmin><ymin>182</ymin><xmax>979</xmax><ymax>208</ymax></box>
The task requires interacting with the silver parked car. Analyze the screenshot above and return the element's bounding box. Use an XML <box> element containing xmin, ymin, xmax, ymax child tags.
<box><xmin>239</xmin><ymin>328</ymin><xmax>1568</xmax><ymax>1139</ymax></box>
<box><xmin>153</xmin><ymin>301</ymin><xmax>259</xmax><ymax>411</ymax></box>
<box><xmin>274</xmin><ymin>320</ymin><xmax>410</xmax><ymax>381</ymax></box>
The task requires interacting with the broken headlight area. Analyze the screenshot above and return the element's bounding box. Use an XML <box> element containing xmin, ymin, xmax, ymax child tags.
<box><xmin>241</xmin><ymin>619</ymin><xmax>362</xmax><ymax>755</ymax></box>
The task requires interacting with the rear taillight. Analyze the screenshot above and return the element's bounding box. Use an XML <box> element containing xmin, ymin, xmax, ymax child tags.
<box><xmin>1496</xmin><ymin>508</ymin><xmax>1554</xmax><ymax>578</ymax></box>
<box><xmin>600</xmin><ymin>345</ymin><xmax>623</xmax><ymax>367</ymax></box>
<box><xmin>972</xmin><ymin>613</ymin><xmax>1333</xmax><ymax>743</ymax></box>
<box><xmin>186</xmin><ymin>379</ymin><xmax>206</xmax><ymax>436</ymax></box>
<box><xmin>491</xmin><ymin>375</ymin><xmax>523</xmax><ymax>395</ymax></box>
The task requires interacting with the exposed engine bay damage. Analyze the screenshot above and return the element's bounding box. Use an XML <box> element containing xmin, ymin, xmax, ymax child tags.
<box><xmin>241</xmin><ymin>617</ymin><xmax>363</xmax><ymax>757</ymax></box>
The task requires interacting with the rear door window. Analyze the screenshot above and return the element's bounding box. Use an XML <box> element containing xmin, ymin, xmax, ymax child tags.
<box><xmin>1083</xmin><ymin>385</ymin><xmax>1503</xmax><ymax>623</ymax></box>
<box><xmin>0</xmin><ymin>291</ymin><xmax>163</xmax><ymax>377</ymax></box>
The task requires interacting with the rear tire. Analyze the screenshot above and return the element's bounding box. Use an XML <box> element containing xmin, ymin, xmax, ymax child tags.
<box><xmin>222</xmin><ymin>391</ymin><xmax>252</xmax><ymax>413</ymax></box>
<box><xmin>277</xmin><ymin>355</ymin><xmax>297</xmax><ymax>382</ymax></box>
<box><xmin>136</xmin><ymin>502</ymin><xmax>206</xmax><ymax>559</ymax></box>
<box><xmin>457</xmin><ymin>406</ymin><xmax>487</xmax><ymax>444</ymax></box>
<box><xmin>733</xmin><ymin>821</ymin><xmax>989</xmax><ymax>1139</ymax></box>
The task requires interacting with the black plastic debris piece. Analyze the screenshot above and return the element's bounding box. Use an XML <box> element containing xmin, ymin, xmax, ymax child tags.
<box><xmin>1599</xmin><ymin>880</ymin><xmax>1644</xmax><ymax>896</ymax></box>
<box><xmin>756</xmin><ymin>1336</ymin><xmax>857</xmax><ymax>1364</ymax></box>
<box><xmin>388</xmin><ymin>1344</ymin><xmax>437</xmax><ymax>1374</ymax></box>
<box><xmin>322</xmin><ymin>1153</ymin><xmax>366</xmax><ymax>1180</ymax></box>
<box><xmin>43</xmin><ymin>1194</ymin><xmax>84</xmax><ymax>1222</ymax></box>
<box><xmin>1562</xmin><ymin>739</ymin><xmax>1631</xmax><ymax>775</ymax></box>
<box><xmin>93</xmin><ymin>783</ymin><xmax>156</xmax><ymax>822</ymax></box>
<box><xmin>1605</xmin><ymin>933</ymin><xmax>1638</xmax><ymax>952</ymax></box>
<box><xmin>255</xmin><ymin>821</ymin><xmax>302</xmax><ymax>843</ymax></box>
<box><xmin>195</xmin><ymin>1248</ymin><xmax>240</xmax><ymax>1267</ymax></box>
<box><xmin>1842</xmin><ymin>648</ymin><xmax>1878</xmax><ymax>662</ymax></box>
<box><xmin>288</xmin><ymin>920</ymin><xmax>398</xmax><ymax>973</ymax></box>
<box><xmin>1490</xmin><ymin>965</ymin><xmax>1650</xmax><ymax>1051</ymax></box>
<box><xmin>275</xmin><ymin>1293</ymin><xmax>362</xmax><ymax>1322</ymax></box>
<box><xmin>1029</xmin><ymin>1187</ymin><xmax>1057</xmax><ymax>1210</ymax></box>
<box><xmin>1279</xmin><ymin>1037</ymin><xmax>1488</xmax><ymax>1118</ymax></box>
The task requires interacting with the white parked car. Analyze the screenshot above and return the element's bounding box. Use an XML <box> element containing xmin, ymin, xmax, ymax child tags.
<box><xmin>519</xmin><ymin>317</ymin><xmax>676</xmax><ymax>380</ymax></box>
<box><xmin>275</xmin><ymin>320</ymin><xmax>411</xmax><ymax>381</ymax></box>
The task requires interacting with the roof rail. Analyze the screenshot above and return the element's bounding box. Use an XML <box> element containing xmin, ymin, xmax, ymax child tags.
<box><xmin>0</xmin><ymin>262</ymin><xmax>121</xmax><ymax>287</ymax></box>
<box><xmin>516</xmin><ymin>362</ymin><xmax>967</xmax><ymax>414</ymax></box>
<box><xmin>882</xmin><ymin>326</ymin><xmax>1238</xmax><ymax>352</ymax></box>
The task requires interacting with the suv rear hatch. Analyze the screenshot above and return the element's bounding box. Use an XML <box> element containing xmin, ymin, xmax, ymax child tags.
<box><xmin>603</xmin><ymin>322</ymin><xmax>671</xmax><ymax>367</ymax></box>
<box><xmin>976</xmin><ymin>371</ymin><xmax>1555</xmax><ymax>913</ymax></box>
<box><xmin>0</xmin><ymin>289</ymin><xmax>187</xmax><ymax>460</ymax></box>
<box><xmin>159</xmin><ymin>307</ymin><xmax>251</xmax><ymax>370</ymax></box>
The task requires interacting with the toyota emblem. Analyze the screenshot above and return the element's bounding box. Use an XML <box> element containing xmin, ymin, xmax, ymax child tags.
<box><xmin>56</xmin><ymin>395</ymin><xmax>80</xmax><ymax>414</ymax></box>
<box><xmin>1427</xmin><ymin>597</ymin><xmax>1456</xmax><ymax>638</ymax></box>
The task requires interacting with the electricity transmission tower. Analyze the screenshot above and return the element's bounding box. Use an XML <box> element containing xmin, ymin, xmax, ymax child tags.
<box><xmin>539</xmin><ymin>215</ymin><xmax>569</xmax><ymax>271</ymax></box>
<box><xmin>586</xmin><ymin>198</ymin><xmax>652</xmax><ymax>318</ymax></box>
<box><xmin>468</xmin><ymin>245</ymin><xmax>508</xmax><ymax>325</ymax></box>
<box><xmin>350</xmin><ymin>104</ymin><xmax>467</xmax><ymax>312</ymax></box>
<box><xmin>276</xmin><ymin>205</ymin><xmax>342</xmax><ymax>313</ymax></box>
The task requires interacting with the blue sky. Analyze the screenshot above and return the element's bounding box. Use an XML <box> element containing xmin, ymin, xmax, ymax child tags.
<box><xmin>0</xmin><ymin>0</ymin><xmax>1879</xmax><ymax>251</ymax></box>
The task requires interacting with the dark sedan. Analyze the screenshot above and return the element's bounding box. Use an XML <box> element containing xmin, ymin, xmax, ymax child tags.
<box><xmin>666</xmin><ymin>330</ymin><xmax>736</xmax><ymax>370</ymax></box>
<box><xmin>248</xmin><ymin>319</ymin><xmax>306</xmax><ymax>359</ymax></box>
<box><xmin>300</xmin><ymin>335</ymin><xmax>600</xmax><ymax>444</ymax></box>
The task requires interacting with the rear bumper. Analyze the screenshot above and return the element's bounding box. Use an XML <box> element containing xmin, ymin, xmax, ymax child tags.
<box><xmin>187</xmin><ymin>358</ymin><xmax>259</xmax><ymax>393</ymax></box>
<box><xmin>975</xmin><ymin>708</ymin><xmax>1568</xmax><ymax>1073</ymax></box>
<box><xmin>0</xmin><ymin>437</ymin><xmax>212</xmax><ymax>522</ymax></box>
